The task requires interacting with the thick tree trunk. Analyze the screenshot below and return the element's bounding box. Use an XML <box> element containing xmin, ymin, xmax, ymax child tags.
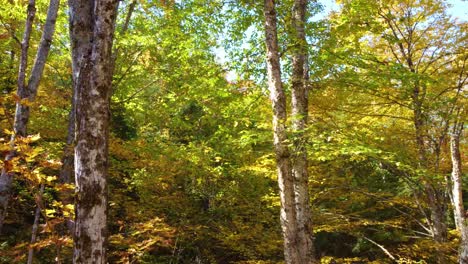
<box><xmin>54</xmin><ymin>0</ymin><xmax>95</xmax><ymax>244</ymax></box>
<box><xmin>68</xmin><ymin>0</ymin><xmax>119</xmax><ymax>263</ymax></box>
<box><xmin>290</xmin><ymin>0</ymin><xmax>317</xmax><ymax>263</ymax></box>
<box><xmin>264</xmin><ymin>1</ymin><xmax>300</xmax><ymax>263</ymax></box>
<box><xmin>0</xmin><ymin>0</ymin><xmax>59</xmax><ymax>234</ymax></box>
<box><xmin>450</xmin><ymin>123</ymin><xmax>468</xmax><ymax>263</ymax></box>
<box><xmin>62</xmin><ymin>0</ymin><xmax>136</xmax><ymax>185</ymax></box>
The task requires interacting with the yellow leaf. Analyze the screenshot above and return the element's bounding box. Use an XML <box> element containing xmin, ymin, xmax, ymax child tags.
<box><xmin>46</xmin><ymin>176</ymin><xmax>56</xmax><ymax>182</ymax></box>
<box><xmin>29</xmin><ymin>134</ymin><xmax>41</xmax><ymax>142</ymax></box>
<box><xmin>45</xmin><ymin>209</ymin><xmax>56</xmax><ymax>217</ymax></box>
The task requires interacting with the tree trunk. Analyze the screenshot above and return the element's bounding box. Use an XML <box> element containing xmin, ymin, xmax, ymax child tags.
<box><xmin>412</xmin><ymin>88</ymin><xmax>447</xmax><ymax>245</ymax></box>
<box><xmin>450</xmin><ymin>122</ymin><xmax>468</xmax><ymax>264</ymax></box>
<box><xmin>27</xmin><ymin>183</ymin><xmax>44</xmax><ymax>264</ymax></box>
<box><xmin>59</xmin><ymin>106</ymin><xmax>75</xmax><ymax>184</ymax></box>
<box><xmin>62</xmin><ymin>0</ymin><xmax>136</xmax><ymax>185</ymax></box>
<box><xmin>0</xmin><ymin>0</ymin><xmax>59</xmax><ymax>234</ymax></box>
<box><xmin>264</xmin><ymin>0</ymin><xmax>299</xmax><ymax>263</ymax></box>
<box><xmin>68</xmin><ymin>0</ymin><xmax>119</xmax><ymax>263</ymax></box>
<box><xmin>55</xmin><ymin>0</ymin><xmax>94</xmax><ymax>244</ymax></box>
<box><xmin>0</xmin><ymin>0</ymin><xmax>35</xmax><ymax>234</ymax></box>
<box><xmin>290</xmin><ymin>0</ymin><xmax>317</xmax><ymax>263</ymax></box>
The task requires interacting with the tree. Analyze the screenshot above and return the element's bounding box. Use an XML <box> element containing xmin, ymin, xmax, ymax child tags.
<box><xmin>264</xmin><ymin>0</ymin><xmax>297</xmax><ymax>262</ymax></box>
<box><xmin>290</xmin><ymin>0</ymin><xmax>316</xmax><ymax>262</ymax></box>
<box><xmin>263</xmin><ymin>0</ymin><xmax>317</xmax><ymax>262</ymax></box>
<box><xmin>451</xmin><ymin>116</ymin><xmax>467</xmax><ymax>263</ymax></box>
<box><xmin>331</xmin><ymin>0</ymin><xmax>466</xmax><ymax>250</ymax></box>
<box><xmin>0</xmin><ymin>0</ymin><xmax>60</xmax><ymax>234</ymax></box>
<box><xmin>68</xmin><ymin>0</ymin><xmax>119</xmax><ymax>262</ymax></box>
<box><xmin>59</xmin><ymin>0</ymin><xmax>137</xmax><ymax>185</ymax></box>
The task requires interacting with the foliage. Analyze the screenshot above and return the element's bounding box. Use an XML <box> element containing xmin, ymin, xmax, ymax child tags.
<box><xmin>0</xmin><ymin>0</ymin><xmax>466</xmax><ymax>263</ymax></box>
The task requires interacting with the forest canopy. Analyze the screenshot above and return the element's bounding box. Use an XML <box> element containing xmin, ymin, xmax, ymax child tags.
<box><xmin>0</xmin><ymin>0</ymin><xmax>466</xmax><ymax>263</ymax></box>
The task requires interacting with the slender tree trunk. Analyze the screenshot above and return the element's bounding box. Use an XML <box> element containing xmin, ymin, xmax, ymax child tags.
<box><xmin>0</xmin><ymin>0</ymin><xmax>59</xmax><ymax>234</ymax></box>
<box><xmin>264</xmin><ymin>1</ymin><xmax>299</xmax><ymax>263</ymax></box>
<box><xmin>450</xmin><ymin>122</ymin><xmax>468</xmax><ymax>263</ymax></box>
<box><xmin>68</xmin><ymin>0</ymin><xmax>119</xmax><ymax>263</ymax></box>
<box><xmin>290</xmin><ymin>0</ymin><xmax>317</xmax><ymax>263</ymax></box>
<box><xmin>425</xmin><ymin>183</ymin><xmax>447</xmax><ymax>243</ymax></box>
<box><xmin>412</xmin><ymin>91</ymin><xmax>447</xmax><ymax>244</ymax></box>
<box><xmin>0</xmin><ymin>0</ymin><xmax>36</xmax><ymax>234</ymax></box>
<box><xmin>27</xmin><ymin>183</ymin><xmax>45</xmax><ymax>264</ymax></box>
<box><xmin>121</xmin><ymin>0</ymin><xmax>137</xmax><ymax>36</ymax></box>
<box><xmin>25</xmin><ymin>0</ymin><xmax>60</xmax><ymax>102</ymax></box>
<box><xmin>59</xmin><ymin>108</ymin><xmax>76</xmax><ymax>184</ymax></box>
<box><xmin>55</xmin><ymin>100</ymin><xmax>75</xmax><ymax>248</ymax></box>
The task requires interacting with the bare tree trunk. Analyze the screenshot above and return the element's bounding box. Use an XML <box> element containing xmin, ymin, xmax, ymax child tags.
<box><xmin>27</xmin><ymin>183</ymin><xmax>45</xmax><ymax>264</ymax></box>
<box><xmin>290</xmin><ymin>0</ymin><xmax>317</xmax><ymax>263</ymax></box>
<box><xmin>0</xmin><ymin>0</ymin><xmax>59</xmax><ymax>234</ymax></box>
<box><xmin>68</xmin><ymin>0</ymin><xmax>119</xmax><ymax>263</ymax></box>
<box><xmin>264</xmin><ymin>1</ymin><xmax>299</xmax><ymax>263</ymax></box>
<box><xmin>450</xmin><ymin>122</ymin><xmax>468</xmax><ymax>264</ymax></box>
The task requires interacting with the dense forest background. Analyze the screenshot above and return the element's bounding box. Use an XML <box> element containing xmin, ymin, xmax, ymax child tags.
<box><xmin>0</xmin><ymin>0</ymin><xmax>467</xmax><ymax>263</ymax></box>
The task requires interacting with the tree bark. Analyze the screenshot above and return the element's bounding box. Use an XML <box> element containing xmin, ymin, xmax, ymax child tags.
<box><xmin>59</xmin><ymin>109</ymin><xmax>75</xmax><ymax>184</ymax></box>
<box><xmin>61</xmin><ymin>0</ymin><xmax>136</xmax><ymax>185</ymax></box>
<box><xmin>68</xmin><ymin>0</ymin><xmax>119</xmax><ymax>263</ymax></box>
<box><xmin>264</xmin><ymin>0</ymin><xmax>299</xmax><ymax>263</ymax></box>
<box><xmin>59</xmin><ymin>0</ymin><xmax>87</xmax><ymax>187</ymax></box>
<box><xmin>0</xmin><ymin>0</ymin><xmax>59</xmax><ymax>234</ymax></box>
<box><xmin>450</xmin><ymin>122</ymin><xmax>468</xmax><ymax>264</ymax></box>
<box><xmin>412</xmin><ymin>92</ymin><xmax>447</xmax><ymax>244</ymax></box>
<box><xmin>27</xmin><ymin>183</ymin><xmax>44</xmax><ymax>264</ymax></box>
<box><xmin>290</xmin><ymin>0</ymin><xmax>317</xmax><ymax>263</ymax></box>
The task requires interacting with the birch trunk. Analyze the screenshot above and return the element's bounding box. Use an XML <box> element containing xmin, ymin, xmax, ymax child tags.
<box><xmin>450</xmin><ymin>123</ymin><xmax>468</xmax><ymax>263</ymax></box>
<box><xmin>68</xmin><ymin>0</ymin><xmax>119</xmax><ymax>263</ymax></box>
<box><xmin>264</xmin><ymin>0</ymin><xmax>299</xmax><ymax>263</ymax></box>
<box><xmin>0</xmin><ymin>0</ymin><xmax>59</xmax><ymax>234</ymax></box>
<box><xmin>290</xmin><ymin>0</ymin><xmax>317</xmax><ymax>262</ymax></box>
